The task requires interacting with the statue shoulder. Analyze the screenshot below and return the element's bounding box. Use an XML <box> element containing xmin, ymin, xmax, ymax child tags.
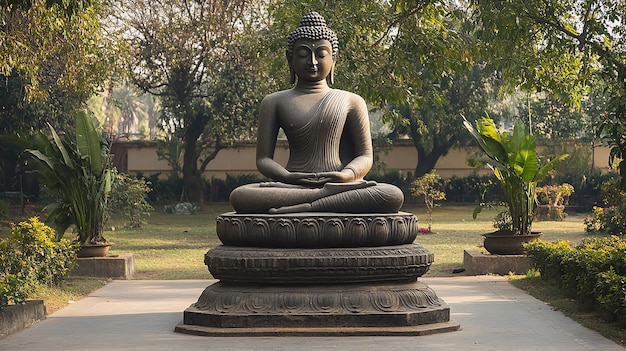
<box><xmin>331</xmin><ymin>89</ymin><xmax>367</xmax><ymax>112</ymax></box>
<box><xmin>332</xmin><ymin>89</ymin><xmax>366</xmax><ymax>104</ymax></box>
<box><xmin>261</xmin><ymin>90</ymin><xmax>294</xmax><ymax>107</ymax></box>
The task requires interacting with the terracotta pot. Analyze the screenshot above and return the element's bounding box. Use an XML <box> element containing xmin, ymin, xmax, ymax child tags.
<box><xmin>77</xmin><ymin>243</ymin><xmax>112</xmax><ymax>258</ymax></box>
<box><xmin>482</xmin><ymin>231</ymin><xmax>541</xmax><ymax>255</ymax></box>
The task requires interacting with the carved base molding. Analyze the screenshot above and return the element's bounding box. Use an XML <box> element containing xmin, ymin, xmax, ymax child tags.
<box><xmin>206</xmin><ymin>244</ymin><xmax>433</xmax><ymax>284</ymax></box>
<box><xmin>175</xmin><ymin>280</ymin><xmax>460</xmax><ymax>336</ymax></box>
<box><xmin>216</xmin><ymin>211</ymin><xmax>419</xmax><ymax>248</ymax></box>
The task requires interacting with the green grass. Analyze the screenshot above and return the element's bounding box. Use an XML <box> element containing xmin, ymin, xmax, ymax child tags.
<box><xmin>104</xmin><ymin>202</ymin><xmax>233</xmax><ymax>279</ymax></box>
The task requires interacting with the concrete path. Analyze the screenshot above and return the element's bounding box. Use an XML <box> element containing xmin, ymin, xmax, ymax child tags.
<box><xmin>1</xmin><ymin>276</ymin><xmax>623</xmax><ymax>351</ymax></box>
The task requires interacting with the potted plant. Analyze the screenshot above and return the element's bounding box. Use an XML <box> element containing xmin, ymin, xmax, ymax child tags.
<box><xmin>1</xmin><ymin>111</ymin><xmax>113</xmax><ymax>257</ymax></box>
<box><xmin>463</xmin><ymin>115</ymin><xmax>568</xmax><ymax>254</ymax></box>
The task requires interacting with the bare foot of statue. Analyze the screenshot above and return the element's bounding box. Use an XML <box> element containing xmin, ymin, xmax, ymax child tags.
<box><xmin>269</xmin><ymin>203</ymin><xmax>313</xmax><ymax>214</ymax></box>
<box><xmin>322</xmin><ymin>180</ymin><xmax>376</xmax><ymax>193</ymax></box>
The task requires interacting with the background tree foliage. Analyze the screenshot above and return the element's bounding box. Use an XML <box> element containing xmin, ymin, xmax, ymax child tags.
<box><xmin>1</xmin><ymin>0</ymin><xmax>111</xmax><ymax>134</ymax></box>
<box><xmin>1</xmin><ymin>0</ymin><xmax>111</xmax><ymax>193</ymax></box>
<box><xmin>470</xmin><ymin>0</ymin><xmax>626</xmax><ymax>183</ymax></box>
<box><xmin>114</xmin><ymin>0</ymin><xmax>271</xmax><ymax>203</ymax></box>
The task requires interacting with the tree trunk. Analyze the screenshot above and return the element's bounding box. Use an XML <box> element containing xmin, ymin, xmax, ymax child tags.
<box><xmin>182</xmin><ymin>139</ymin><xmax>205</xmax><ymax>205</ymax></box>
<box><xmin>181</xmin><ymin>109</ymin><xmax>209</xmax><ymax>206</ymax></box>
<box><xmin>413</xmin><ymin>142</ymin><xmax>456</xmax><ymax>179</ymax></box>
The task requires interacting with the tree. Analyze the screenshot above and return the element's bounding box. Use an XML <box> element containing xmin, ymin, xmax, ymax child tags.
<box><xmin>470</xmin><ymin>0</ymin><xmax>626</xmax><ymax>184</ymax></box>
<box><xmin>410</xmin><ymin>170</ymin><xmax>446</xmax><ymax>233</ymax></box>
<box><xmin>115</xmin><ymin>0</ymin><xmax>269</xmax><ymax>203</ymax></box>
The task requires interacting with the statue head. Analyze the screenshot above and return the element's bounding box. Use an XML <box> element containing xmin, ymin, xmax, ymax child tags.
<box><xmin>287</xmin><ymin>12</ymin><xmax>339</xmax><ymax>84</ymax></box>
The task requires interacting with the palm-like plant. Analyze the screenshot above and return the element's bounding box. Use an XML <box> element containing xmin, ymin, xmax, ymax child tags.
<box><xmin>464</xmin><ymin>115</ymin><xmax>568</xmax><ymax>236</ymax></box>
<box><xmin>2</xmin><ymin>111</ymin><xmax>112</xmax><ymax>245</ymax></box>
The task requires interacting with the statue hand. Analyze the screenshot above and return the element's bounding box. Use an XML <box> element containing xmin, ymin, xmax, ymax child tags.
<box><xmin>316</xmin><ymin>170</ymin><xmax>355</xmax><ymax>183</ymax></box>
<box><xmin>284</xmin><ymin>172</ymin><xmax>329</xmax><ymax>187</ymax></box>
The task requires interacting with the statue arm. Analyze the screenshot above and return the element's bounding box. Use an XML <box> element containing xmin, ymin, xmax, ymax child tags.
<box><xmin>342</xmin><ymin>94</ymin><xmax>373</xmax><ymax>180</ymax></box>
<box><xmin>256</xmin><ymin>95</ymin><xmax>288</xmax><ymax>180</ymax></box>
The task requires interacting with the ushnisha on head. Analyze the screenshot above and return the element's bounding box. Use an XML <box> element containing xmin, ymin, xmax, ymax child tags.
<box><xmin>287</xmin><ymin>11</ymin><xmax>339</xmax><ymax>84</ymax></box>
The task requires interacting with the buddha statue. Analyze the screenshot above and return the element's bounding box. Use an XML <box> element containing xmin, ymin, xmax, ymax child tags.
<box><xmin>230</xmin><ymin>11</ymin><xmax>404</xmax><ymax>214</ymax></box>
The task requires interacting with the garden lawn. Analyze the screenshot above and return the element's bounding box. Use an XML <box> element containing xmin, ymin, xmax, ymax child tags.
<box><xmin>103</xmin><ymin>203</ymin><xmax>590</xmax><ymax>279</ymax></box>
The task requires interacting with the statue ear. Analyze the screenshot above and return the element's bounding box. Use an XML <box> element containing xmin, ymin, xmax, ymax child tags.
<box><xmin>287</xmin><ymin>52</ymin><xmax>296</xmax><ymax>85</ymax></box>
<box><xmin>330</xmin><ymin>58</ymin><xmax>336</xmax><ymax>85</ymax></box>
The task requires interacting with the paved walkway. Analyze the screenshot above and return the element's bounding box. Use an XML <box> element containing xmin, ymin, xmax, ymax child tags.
<box><xmin>1</xmin><ymin>276</ymin><xmax>623</xmax><ymax>351</ymax></box>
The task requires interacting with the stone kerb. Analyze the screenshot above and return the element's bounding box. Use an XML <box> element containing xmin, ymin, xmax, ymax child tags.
<box><xmin>0</xmin><ymin>300</ymin><xmax>46</xmax><ymax>339</ymax></box>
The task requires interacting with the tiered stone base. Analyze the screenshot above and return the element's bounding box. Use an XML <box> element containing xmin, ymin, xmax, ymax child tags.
<box><xmin>176</xmin><ymin>212</ymin><xmax>459</xmax><ymax>336</ymax></box>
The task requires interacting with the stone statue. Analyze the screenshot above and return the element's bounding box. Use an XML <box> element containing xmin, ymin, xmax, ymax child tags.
<box><xmin>230</xmin><ymin>11</ymin><xmax>404</xmax><ymax>214</ymax></box>
<box><xmin>176</xmin><ymin>12</ymin><xmax>457</xmax><ymax>337</ymax></box>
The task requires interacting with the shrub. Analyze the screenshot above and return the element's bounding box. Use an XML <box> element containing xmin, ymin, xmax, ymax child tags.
<box><xmin>583</xmin><ymin>178</ymin><xmax>626</xmax><ymax>235</ymax></box>
<box><xmin>535</xmin><ymin>183</ymin><xmax>574</xmax><ymax>221</ymax></box>
<box><xmin>595</xmin><ymin>268</ymin><xmax>626</xmax><ymax>324</ymax></box>
<box><xmin>164</xmin><ymin>202</ymin><xmax>198</xmax><ymax>215</ymax></box>
<box><xmin>208</xmin><ymin>173</ymin><xmax>265</xmax><ymax>202</ymax></box>
<box><xmin>0</xmin><ymin>199</ymin><xmax>8</xmax><ymax>221</ymax></box>
<box><xmin>526</xmin><ymin>236</ymin><xmax>626</xmax><ymax>321</ymax></box>
<box><xmin>0</xmin><ymin>218</ymin><xmax>77</xmax><ymax>307</ymax></box>
<box><xmin>444</xmin><ymin>175</ymin><xmax>501</xmax><ymax>203</ymax></box>
<box><xmin>139</xmin><ymin>173</ymin><xmax>184</xmax><ymax>203</ymax></box>
<box><xmin>526</xmin><ymin>240</ymin><xmax>574</xmax><ymax>283</ymax></box>
<box><xmin>108</xmin><ymin>170</ymin><xmax>153</xmax><ymax>228</ymax></box>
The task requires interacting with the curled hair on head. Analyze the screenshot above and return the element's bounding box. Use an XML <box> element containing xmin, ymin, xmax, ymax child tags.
<box><xmin>286</xmin><ymin>11</ymin><xmax>339</xmax><ymax>58</ymax></box>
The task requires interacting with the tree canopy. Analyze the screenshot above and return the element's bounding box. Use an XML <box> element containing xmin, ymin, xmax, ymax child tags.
<box><xmin>470</xmin><ymin>0</ymin><xmax>626</xmax><ymax>180</ymax></box>
<box><xmin>1</xmin><ymin>0</ymin><xmax>111</xmax><ymax>134</ymax></box>
<box><xmin>114</xmin><ymin>0</ymin><xmax>270</xmax><ymax>203</ymax></box>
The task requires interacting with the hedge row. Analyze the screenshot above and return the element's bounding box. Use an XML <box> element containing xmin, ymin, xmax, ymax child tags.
<box><xmin>526</xmin><ymin>237</ymin><xmax>626</xmax><ymax>325</ymax></box>
<box><xmin>0</xmin><ymin>218</ymin><xmax>77</xmax><ymax>308</ymax></box>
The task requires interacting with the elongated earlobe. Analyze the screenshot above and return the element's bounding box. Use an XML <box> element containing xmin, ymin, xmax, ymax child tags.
<box><xmin>290</xmin><ymin>66</ymin><xmax>296</xmax><ymax>85</ymax></box>
<box><xmin>330</xmin><ymin>61</ymin><xmax>335</xmax><ymax>85</ymax></box>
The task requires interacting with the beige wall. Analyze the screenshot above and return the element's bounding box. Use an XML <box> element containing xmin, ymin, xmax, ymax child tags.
<box><xmin>119</xmin><ymin>140</ymin><xmax>611</xmax><ymax>179</ymax></box>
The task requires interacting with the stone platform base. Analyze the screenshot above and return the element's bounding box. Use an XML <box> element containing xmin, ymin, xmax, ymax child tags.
<box><xmin>463</xmin><ymin>249</ymin><xmax>531</xmax><ymax>275</ymax></box>
<box><xmin>176</xmin><ymin>280</ymin><xmax>459</xmax><ymax>336</ymax></box>
<box><xmin>71</xmin><ymin>254</ymin><xmax>135</xmax><ymax>279</ymax></box>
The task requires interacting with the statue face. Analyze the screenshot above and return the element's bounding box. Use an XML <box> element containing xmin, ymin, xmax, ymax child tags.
<box><xmin>290</xmin><ymin>39</ymin><xmax>334</xmax><ymax>83</ymax></box>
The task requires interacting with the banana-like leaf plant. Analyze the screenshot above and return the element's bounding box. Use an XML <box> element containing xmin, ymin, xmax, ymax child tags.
<box><xmin>463</xmin><ymin>115</ymin><xmax>569</xmax><ymax>236</ymax></box>
<box><xmin>1</xmin><ymin>111</ymin><xmax>112</xmax><ymax>245</ymax></box>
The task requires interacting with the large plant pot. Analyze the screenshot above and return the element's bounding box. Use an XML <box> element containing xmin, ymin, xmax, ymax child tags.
<box><xmin>482</xmin><ymin>231</ymin><xmax>541</xmax><ymax>255</ymax></box>
<box><xmin>77</xmin><ymin>243</ymin><xmax>112</xmax><ymax>258</ymax></box>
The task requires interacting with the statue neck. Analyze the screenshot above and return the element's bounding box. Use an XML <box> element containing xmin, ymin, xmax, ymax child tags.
<box><xmin>294</xmin><ymin>79</ymin><xmax>330</xmax><ymax>94</ymax></box>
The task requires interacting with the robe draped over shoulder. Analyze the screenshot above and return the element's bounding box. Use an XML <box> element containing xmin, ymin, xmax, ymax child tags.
<box><xmin>285</xmin><ymin>89</ymin><xmax>347</xmax><ymax>173</ymax></box>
